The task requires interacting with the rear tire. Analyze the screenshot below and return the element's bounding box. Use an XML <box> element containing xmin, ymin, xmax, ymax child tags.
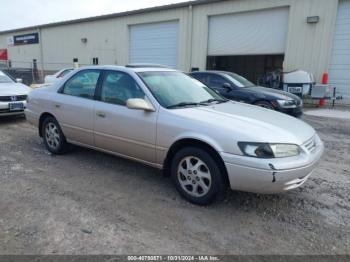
<box><xmin>171</xmin><ymin>147</ymin><xmax>226</xmax><ymax>205</ymax></box>
<box><xmin>42</xmin><ymin>116</ymin><xmax>68</xmax><ymax>154</ymax></box>
<box><xmin>255</xmin><ymin>101</ymin><xmax>275</xmax><ymax>110</ymax></box>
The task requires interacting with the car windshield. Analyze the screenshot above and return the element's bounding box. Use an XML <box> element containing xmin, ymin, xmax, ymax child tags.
<box><xmin>0</xmin><ymin>71</ymin><xmax>14</xmax><ymax>83</ymax></box>
<box><xmin>225</xmin><ymin>72</ymin><xmax>255</xmax><ymax>88</ymax></box>
<box><xmin>139</xmin><ymin>71</ymin><xmax>226</xmax><ymax>109</ymax></box>
<box><xmin>57</xmin><ymin>69</ymin><xmax>74</xmax><ymax>78</ymax></box>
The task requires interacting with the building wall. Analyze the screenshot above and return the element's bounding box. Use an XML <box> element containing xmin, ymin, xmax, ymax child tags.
<box><xmin>191</xmin><ymin>0</ymin><xmax>339</xmax><ymax>82</ymax></box>
<box><xmin>0</xmin><ymin>29</ymin><xmax>41</xmax><ymax>69</ymax></box>
<box><xmin>40</xmin><ymin>6</ymin><xmax>190</xmax><ymax>71</ymax></box>
<box><xmin>0</xmin><ymin>0</ymin><xmax>339</xmax><ymax>82</ymax></box>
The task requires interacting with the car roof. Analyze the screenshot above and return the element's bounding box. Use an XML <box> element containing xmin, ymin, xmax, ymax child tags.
<box><xmin>125</xmin><ymin>63</ymin><xmax>169</xmax><ymax>69</ymax></box>
<box><xmin>191</xmin><ymin>70</ymin><xmax>231</xmax><ymax>75</ymax></box>
<box><xmin>76</xmin><ymin>65</ymin><xmax>177</xmax><ymax>73</ymax></box>
<box><xmin>55</xmin><ymin>68</ymin><xmax>74</xmax><ymax>73</ymax></box>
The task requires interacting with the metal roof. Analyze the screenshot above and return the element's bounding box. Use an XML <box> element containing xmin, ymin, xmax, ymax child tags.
<box><xmin>0</xmin><ymin>0</ymin><xmax>227</xmax><ymax>34</ymax></box>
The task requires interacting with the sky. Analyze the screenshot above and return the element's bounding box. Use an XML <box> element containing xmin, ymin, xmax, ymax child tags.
<box><xmin>0</xmin><ymin>0</ymin><xmax>191</xmax><ymax>31</ymax></box>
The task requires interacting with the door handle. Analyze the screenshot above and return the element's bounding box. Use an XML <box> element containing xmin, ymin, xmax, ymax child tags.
<box><xmin>96</xmin><ymin>112</ymin><xmax>106</xmax><ymax>118</ymax></box>
<box><xmin>54</xmin><ymin>104</ymin><xmax>61</xmax><ymax>108</ymax></box>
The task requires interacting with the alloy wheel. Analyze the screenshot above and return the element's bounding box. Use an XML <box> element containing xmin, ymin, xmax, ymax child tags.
<box><xmin>177</xmin><ymin>156</ymin><xmax>212</xmax><ymax>197</ymax></box>
<box><xmin>45</xmin><ymin>122</ymin><xmax>60</xmax><ymax>150</ymax></box>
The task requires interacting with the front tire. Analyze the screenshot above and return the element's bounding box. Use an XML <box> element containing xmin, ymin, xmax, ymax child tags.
<box><xmin>42</xmin><ymin>116</ymin><xmax>68</xmax><ymax>154</ymax></box>
<box><xmin>171</xmin><ymin>147</ymin><xmax>226</xmax><ymax>205</ymax></box>
<box><xmin>254</xmin><ymin>101</ymin><xmax>275</xmax><ymax>110</ymax></box>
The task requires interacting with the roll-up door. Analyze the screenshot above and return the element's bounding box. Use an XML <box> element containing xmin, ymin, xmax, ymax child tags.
<box><xmin>208</xmin><ymin>8</ymin><xmax>289</xmax><ymax>56</ymax></box>
<box><xmin>129</xmin><ymin>21</ymin><xmax>179</xmax><ymax>68</ymax></box>
<box><xmin>329</xmin><ymin>0</ymin><xmax>350</xmax><ymax>102</ymax></box>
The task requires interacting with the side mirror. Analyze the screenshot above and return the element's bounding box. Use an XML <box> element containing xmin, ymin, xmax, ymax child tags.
<box><xmin>16</xmin><ymin>78</ymin><xmax>23</xmax><ymax>83</ymax></box>
<box><xmin>126</xmin><ymin>98</ymin><xmax>155</xmax><ymax>112</ymax></box>
<box><xmin>222</xmin><ymin>83</ymin><xmax>232</xmax><ymax>90</ymax></box>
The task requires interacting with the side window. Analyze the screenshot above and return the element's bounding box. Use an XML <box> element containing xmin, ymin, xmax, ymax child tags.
<box><xmin>192</xmin><ymin>73</ymin><xmax>209</xmax><ymax>85</ymax></box>
<box><xmin>208</xmin><ymin>74</ymin><xmax>227</xmax><ymax>89</ymax></box>
<box><xmin>100</xmin><ymin>71</ymin><xmax>145</xmax><ymax>106</ymax></box>
<box><xmin>62</xmin><ymin>70</ymin><xmax>100</xmax><ymax>100</ymax></box>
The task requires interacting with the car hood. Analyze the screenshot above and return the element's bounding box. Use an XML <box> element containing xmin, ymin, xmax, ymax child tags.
<box><xmin>171</xmin><ymin>102</ymin><xmax>314</xmax><ymax>145</ymax></box>
<box><xmin>245</xmin><ymin>86</ymin><xmax>301</xmax><ymax>101</ymax></box>
<box><xmin>0</xmin><ymin>83</ymin><xmax>31</xmax><ymax>96</ymax></box>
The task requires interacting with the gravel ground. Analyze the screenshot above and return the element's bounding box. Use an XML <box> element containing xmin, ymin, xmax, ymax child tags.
<box><xmin>0</xmin><ymin>115</ymin><xmax>349</xmax><ymax>255</ymax></box>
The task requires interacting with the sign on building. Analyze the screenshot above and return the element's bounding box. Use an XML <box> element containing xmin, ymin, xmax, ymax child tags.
<box><xmin>13</xmin><ymin>33</ymin><xmax>39</xmax><ymax>45</ymax></box>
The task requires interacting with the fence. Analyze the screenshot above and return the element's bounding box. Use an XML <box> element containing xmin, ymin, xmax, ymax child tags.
<box><xmin>1</xmin><ymin>59</ymin><xmax>97</xmax><ymax>85</ymax></box>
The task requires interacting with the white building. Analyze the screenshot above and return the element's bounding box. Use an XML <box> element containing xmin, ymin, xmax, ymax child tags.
<box><xmin>0</xmin><ymin>0</ymin><xmax>349</xmax><ymax>100</ymax></box>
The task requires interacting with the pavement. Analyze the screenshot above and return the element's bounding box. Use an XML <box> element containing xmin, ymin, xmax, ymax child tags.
<box><xmin>305</xmin><ymin>108</ymin><xmax>350</xmax><ymax>120</ymax></box>
<box><xmin>0</xmin><ymin>115</ymin><xmax>349</xmax><ymax>255</ymax></box>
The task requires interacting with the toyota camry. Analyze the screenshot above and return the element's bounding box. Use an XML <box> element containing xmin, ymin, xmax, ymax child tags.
<box><xmin>25</xmin><ymin>66</ymin><xmax>324</xmax><ymax>205</ymax></box>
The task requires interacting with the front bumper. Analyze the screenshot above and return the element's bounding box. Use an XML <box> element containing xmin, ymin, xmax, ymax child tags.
<box><xmin>221</xmin><ymin>139</ymin><xmax>324</xmax><ymax>194</ymax></box>
<box><xmin>277</xmin><ymin>106</ymin><xmax>303</xmax><ymax>117</ymax></box>
<box><xmin>0</xmin><ymin>101</ymin><xmax>27</xmax><ymax>116</ymax></box>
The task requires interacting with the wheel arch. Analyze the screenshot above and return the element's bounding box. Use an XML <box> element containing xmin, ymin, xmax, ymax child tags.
<box><xmin>253</xmin><ymin>99</ymin><xmax>277</xmax><ymax>109</ymax></box>
<box><xmin>38</xmin><ymin>112</ymin><xmax>56</xmax><ymax>137</ymax></box>
<box><xmin>163</xmin><ymin>138</ymin><xmax>229</xmax><ymax>186</ymax></box>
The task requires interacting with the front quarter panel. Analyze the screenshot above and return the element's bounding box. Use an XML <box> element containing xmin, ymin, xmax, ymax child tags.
<box><xmin>155</xmin><ymin>107</ymin><xmax>238</xmax><ymax>165</ymax></box>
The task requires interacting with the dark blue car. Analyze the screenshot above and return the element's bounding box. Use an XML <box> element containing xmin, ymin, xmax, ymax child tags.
<box><xmin>190</xmin><ymin>71</ymin><xmax>303</xmax><ymax>117</ymax></box>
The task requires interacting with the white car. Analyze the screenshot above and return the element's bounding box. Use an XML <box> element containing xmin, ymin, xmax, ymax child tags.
<box><xmin>25</xmin><ymin>66</ymin><xmax>324</xmax><ymax>205</ymax></box>
<box><xmin>0</xmin><ymin>71</ymin><xmax>31</xmax><ymax>116</ymax></box>
<box><xmin>44</xmin><ymin>68</ymin><xmax>74</xmax><ymax>84</ymax></box>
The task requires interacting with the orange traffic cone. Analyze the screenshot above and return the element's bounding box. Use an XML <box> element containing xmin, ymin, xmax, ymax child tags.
<box><xmin>319</xmin><ymin>73</ymin><xmax>328</xmax><ymax>107</ymax></box>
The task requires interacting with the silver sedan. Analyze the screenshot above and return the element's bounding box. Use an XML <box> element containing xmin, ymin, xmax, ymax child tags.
<box><xmin>25</xmin><ymin>66</ymin><xmax>324</xmax><ymax>205</ymax></box>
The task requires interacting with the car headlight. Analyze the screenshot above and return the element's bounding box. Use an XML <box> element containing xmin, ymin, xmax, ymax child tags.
<box><xmin>238</xmin><ymin>142</ymin><xmax>301</xmax><ymax>158</ymax></box>
<box><xmin>277</xmin><ymin>100</ymin><xmax>297</xmax><ymax>108</ymax></box>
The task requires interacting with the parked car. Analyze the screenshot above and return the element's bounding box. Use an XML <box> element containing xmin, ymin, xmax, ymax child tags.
<box><xmin>0</xmin><ymin>70</ymin><xmax>31</xmax><ymax>117</ymax></box>
<box><xmin>44</xmin><ymin>68</ymin><xmax>74</xmax><ymax>84</ymax></box>
<box><xmin>25</xmin><ymin>66</ymin><xmax>324</xmax><ymax>205</ymax></box>
<box><xmin>190</xmin><ymin>71</ymin><xmax>303</xmax><ymax>117</ymax></box>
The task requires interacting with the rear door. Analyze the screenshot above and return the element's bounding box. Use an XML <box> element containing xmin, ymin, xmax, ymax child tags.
<box><xmin>94</xmin><ymin>70</ymin><xmax>157</xmax><ymax>164</ymax></box>
<box><xmin>54</xmin><ymin>69</ymin><xmax>100</xmax><ymax>145</ymax></box>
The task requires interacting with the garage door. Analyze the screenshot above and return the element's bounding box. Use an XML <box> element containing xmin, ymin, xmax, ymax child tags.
<box><xmin>329</xmin><ymin>0</ymin><xmax>350</xmax><ymax>103</ymax></box>
<box><xmin>208</xmin><ymin>8</ymin><xmax>289</xmax><ymax>56</ymax></box>
<box><xmin>129</xmin><ymin>21</ymin><xmax>179</xmax><ymax>68</ymax></box>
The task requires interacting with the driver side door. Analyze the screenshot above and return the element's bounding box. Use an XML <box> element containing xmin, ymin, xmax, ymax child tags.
<box><xmin>207</xmin><ymin>74</ymin><xmax>249</xmax><ymax>103</ymax></box>
<box><xmin>206</xmin><ymin>74</ymin><xmax>233</xmax><ymax>97</ymax></box>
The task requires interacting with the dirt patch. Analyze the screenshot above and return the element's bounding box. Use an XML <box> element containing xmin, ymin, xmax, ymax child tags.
<box><xmin>0</xmin><ymin>115</ymin><xmax>349</xmax><ymax>255</ymax></box>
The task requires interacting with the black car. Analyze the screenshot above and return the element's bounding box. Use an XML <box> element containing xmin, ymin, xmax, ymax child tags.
<box><xmin>190</xmin><ymin>71</ymin><xmax>303</xmax><ymax>117</ymax></box>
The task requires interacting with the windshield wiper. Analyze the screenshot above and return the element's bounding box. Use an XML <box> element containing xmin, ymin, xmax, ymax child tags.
<box><xmin>167</xmin><ymin>98</ymin><xmax>228</xmax><ymax>109</ymax></box>
<box><xmin>167</xmin><ymin>102</ymin><xmax>203</xmax><ymax>109</ymax></box>
<box><xmin>200</xmin><ymin>98</ymin><xmax>229</xmax><ymax>104</ymax></box>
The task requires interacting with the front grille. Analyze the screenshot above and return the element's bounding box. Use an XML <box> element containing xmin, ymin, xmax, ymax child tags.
<box><xmin>0</xmin><ymin>95</ymin><xmax>27</xmax><ymax>102</ymax></box>
<box><xmin>304</xmin><ymin>136</ymin><xmax>317</xmax><ymax>152</ymax></box>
